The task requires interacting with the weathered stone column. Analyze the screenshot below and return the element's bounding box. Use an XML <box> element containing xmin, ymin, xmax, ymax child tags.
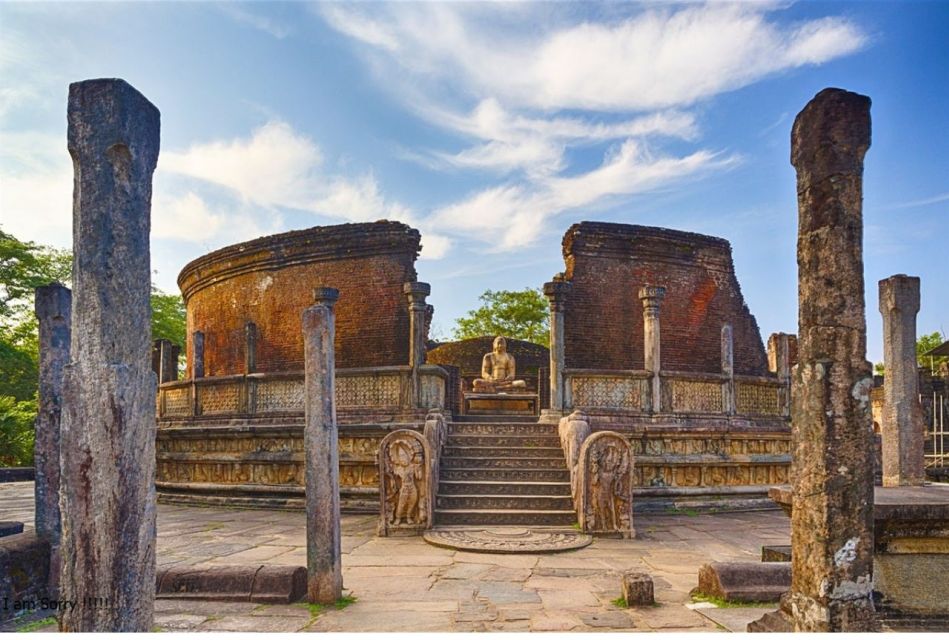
<box><xmin>403</xmin><ymin>282</ymin><xmax>431</xmax><ymax>409</ymax></box>
<box><xmin>34</xmin><ymin>283</ymin><xmax>71</xmax><ymax>598</ymax></box>
<box><xmin>787</xmin><ymin>88</ymin><xmax>876</xmax><ymax>632</ymax></box>
<box><xmin>303</xmin><ymin>287</ymin><xmax>343</xmax><ymax>604</ymax></box>
<box><xmin>879</xmin><ymin>274</ymin><xmax>926</xmax><ymax>486</ymax></box>
<box><xmin>543</xmin><ymin>280</ymin><xmax>571</xmax><ymax>414</ymax></box>
<box><xmin>721</xmin><ymin>324</ymin><xmax>736</xmax><ymax>415</ymax></box>
<box><xmin>153</xmin><ymin>339</ymin><xmax>177</xmax><ymax>383</ymax></box>
<box><xmin>245</xmin><ymin>321</ymin><xmax>257</xmax><ymax>374</ymax></box>
<box><xmin>59</xmin><ymin>78</ymin><xmax>160</xmax><ymax>632</ymax></box>
<box><xmin>639</xmin><ymin>285</ymin><xmax>666</xmax><ymax>413</ymax></box>
<box><xmin>192</xmin><ymin>330</ymin><xmax>205</xmax><ymax>378</ymax></box>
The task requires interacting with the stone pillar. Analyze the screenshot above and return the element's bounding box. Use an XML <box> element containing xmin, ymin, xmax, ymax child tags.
<box><xmin>245</xmin><ymin>321</ymin><xmax>257</xmax><ymax>374</ymax></box>
<box><xmin>403</xmin><ymin>282</ymin><xmax>431</xmax><ymax>408</ymax></box>
<box><xmin>879</xmin><ymin>274</ymin><xmax>926</xmax><ymax>486</ymax></box>
<box><xmin>787</xmin><ymin>88</ymin><xmax>876</xmax><ymax>632</ymax></box>
<box><xmin>768</xmin><ymin>332</ymin><xmax>796</xmax><ymax>417</ymax></box>
<box><xmin>543</xmin><ymin>280</ymin><xmax>571</xmax><ymax>414</ymax></box>
<box><xmin>59</xmin><ymin>78</ymin><xmax>160</xmax><ymax>632</ymax></box>
<box><xmin>722</xmin><ymin>324</ymin><xmax>735</xmax><ymax>415</ymax></box>
<box><xmin>34</xmin><ymin>283</ymin><xmax>71</xmax><ymax>598</ymax></box>
<box><xmin>192</xmin><ymin>330</ymin><xmax>205</xmax><ymax>378</ymax></box>
<box><xmin>639</xmin><ymin>285</ymin><xmax>666</xmax><ymax>413</ymax></box>
<box><xmin>303</xmin><ymin>287</ymin><xmax>342</xmax><ymax>604</ymax></box>
<box><xmin>156</xmin><ymin>339</ymin><xmax>177</xmax><ymax>383</ymax></box>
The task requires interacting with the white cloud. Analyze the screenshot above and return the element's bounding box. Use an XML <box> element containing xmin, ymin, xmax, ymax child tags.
<box><xmin>219</xmin><ymin>4</ymin><xmax>292</xmax><ymax>39</ymax></box>
<box><xmin>319</xmin><ymin>3</ymin><xmax>867</xmax><ymax>112</ymax></box>
<box><xmin>432</xmin><ymin>140</ymin><xmax>739</xmax><ymax>249</ymax></box>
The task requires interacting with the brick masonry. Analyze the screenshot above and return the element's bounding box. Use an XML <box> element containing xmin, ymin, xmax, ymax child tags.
<box><xmin>560</xmin><ymin>222</ymin><xmax>768</xmax><ymax>376</ymax></box>
<box><xmin>177</xmin><ymin>222</ymin><xmax>421</xmax><ymax>376</ymax></box>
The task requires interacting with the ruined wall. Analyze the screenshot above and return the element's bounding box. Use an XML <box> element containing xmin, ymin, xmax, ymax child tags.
<box><xmin>178</xmin><ymin>222</ymin><xmax>420</xmax><ymax>376</ymax></box>
<box><xmin>561</xmin><ymin>222</ymin><xmax>768</xmax><ymax>376</ymax></box>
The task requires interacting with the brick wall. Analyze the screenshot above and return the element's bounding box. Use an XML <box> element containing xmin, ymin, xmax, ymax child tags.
<box><xmin>560</xmin><ymin>222</ymin><xmax>768</xmax><ymax>376</ymax></box>
<box><xmin>178</xmin><ymin>222</ymin><xmax>421</xmax><ymax>376</ymax></box>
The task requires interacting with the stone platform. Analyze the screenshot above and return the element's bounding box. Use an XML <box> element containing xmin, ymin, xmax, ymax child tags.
<box><xmin>463</xmin><ymin>393</ymin><xmax>538</xmax><ymax>416</ymax></box>
<box><xmin>0</xmin><ymin>481</ymin><xmax>791</xmax><ymax>633</ymax></box>
<box><xmin>423</xmin><ymin>528</ymin><xmax>592</xmax><ymax>554</ymax></box>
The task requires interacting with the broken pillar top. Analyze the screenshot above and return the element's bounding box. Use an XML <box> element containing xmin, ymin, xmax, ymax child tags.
<box><xmin>791</xmin><ymin>88</ymin><xmax>871</xmax><ymax>177</ymax></box>
<box><xmin>312</xmin><ymin>287</ymin><xmax>340</xmax><ymax>306</ymax></box>
<box><xmin>68</xmin><ymin>78</ymin><xmax>160</xmax><ymax>168</ymax></box>
<box><xmin>879</xmin><ymin>274</ymin><xmax>921</xmax><ymax>314</ymax></box>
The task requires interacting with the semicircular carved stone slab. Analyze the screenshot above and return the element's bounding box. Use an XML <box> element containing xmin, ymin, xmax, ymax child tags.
<box><xmin>378</xmin><ymin>429</ymin><xmax>432</xmax><ymax>536</ymax></box>
<box><xmin>578</xmin><ymin>431</ymin><xmax>635</xmax><ymax>538</ymax></box>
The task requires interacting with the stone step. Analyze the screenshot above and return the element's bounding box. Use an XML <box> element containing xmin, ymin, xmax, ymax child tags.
<box><xmin>440</xmin><ymin>456</ymin><xmax>567</xmax><ymax>470</ymax></box>
<box><xmin>434</xmin><ymin>509</ymin><xmax>576</xmax><ymax>527</ymax></box>
<box><xmin>443</xmin><ymin>446</ymin><xmax>564</xmax><ymax>459</ymax></box>
<box><xmin>449</xmin><ymin>422</ymin><xmax>558</xmax><ymax>436</ymax></box>
<box><xmin>440</xmin><ymin>467</ymin><xmax>570</xmax><ymax>482</ymax></box>
<box><xmin>446</xmin><ymin>434</ymin><xmax>562</xmax><ymax>448</ymax></box>
<box><xmin>438</xmin><ymin>479</ymin><xmax>571</xmax><ymax>497</ymax></box>
<box><xmin>436</xmin><ymin>494</ymin><xmax>574</xmax><ymax>511</ymax></box>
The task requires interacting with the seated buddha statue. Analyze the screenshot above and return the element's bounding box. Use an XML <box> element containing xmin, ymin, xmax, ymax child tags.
<box><xmin>472</xmin><ymin>336</ymin><xmax>527</xmax><ymax>393</ymax></box>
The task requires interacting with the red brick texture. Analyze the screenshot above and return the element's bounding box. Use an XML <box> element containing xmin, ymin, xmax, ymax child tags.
<box><xmin>560</xmin><ymin>222</ymin><xmax>768</xmax><ymax>376</ymax></box>
<box><xmin>178</xmin><ymin>222</ymin><xmax>421</xmax><ymax>377</ymax></box>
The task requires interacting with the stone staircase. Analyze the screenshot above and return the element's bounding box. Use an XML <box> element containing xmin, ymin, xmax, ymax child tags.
<box><xmin>434</xmin><ymin>417</ymin><xmax>576</xmax><ymax>527</ymax></box>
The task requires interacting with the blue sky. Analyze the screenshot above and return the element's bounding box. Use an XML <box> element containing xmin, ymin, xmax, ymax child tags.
<box><xmin>1</xmin><ymin>1</ymin><xmax>946</xmax><ymax>364</ymax></box>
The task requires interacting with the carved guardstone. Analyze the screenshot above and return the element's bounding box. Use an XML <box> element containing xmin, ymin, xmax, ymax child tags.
<box><xmin>577</xmin><ymin>431</ymin><xmax>635</xmax><ymax>538</ymax></box>
<box><xmin>378</xmin><ymin>430</ymin><xmax>433</xmax><ymax>536</ymax></box>
<box><xmin>59</xmin><ymin>78</ymin><xmax>160</xmax><ymax>632</ymax></box>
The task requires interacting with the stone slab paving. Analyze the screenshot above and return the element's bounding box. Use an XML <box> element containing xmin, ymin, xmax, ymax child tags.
<box><xmin>0</xmin><ymin>481</ymin><xmax>790</xmax><ymax>632</ymax></box>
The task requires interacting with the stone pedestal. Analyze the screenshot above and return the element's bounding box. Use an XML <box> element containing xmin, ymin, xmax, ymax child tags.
<box><xmin>879</xmin><ymin>274</ymin><xmax>926</xmax><ymax>487</ymax></box>
<box><xmin>303</xmin><ymin>288</ymin><xmax>343</xmax><ymax>604</ymax></box>
<box><xmin>464</xmin><ymin>392</ymin><xmax>537</xmax><ymax>416</ymax></box>
<box><xmin>59</xmin><ymin>78</ymin><xmax>160</xmax><ymax>632</ymax></box>
<box><xmin>785</xmin><ymin>87</ymin><xmax>876</xmax><ymax>631</ymax></box>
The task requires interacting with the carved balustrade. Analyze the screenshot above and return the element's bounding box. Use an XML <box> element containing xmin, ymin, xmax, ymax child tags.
<box><xmin>157</xmin><ymin>365</ymin><xmax>448</xmax><ymax>420</ymax></box>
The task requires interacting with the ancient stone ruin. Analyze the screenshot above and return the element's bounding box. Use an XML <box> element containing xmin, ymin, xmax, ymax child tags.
<box><xmin>577</xmin><ymin>432</ymin><xmax>635</xmax><ymax>537</ymax></box>
<box><xmin>378</xmin><ymin>430</ymin><xmax>434</xmax><ymax>536</ymax></box>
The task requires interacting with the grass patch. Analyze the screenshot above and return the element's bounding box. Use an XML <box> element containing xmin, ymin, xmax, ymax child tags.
<box><xmin>570</xmin><ymin>522</ymin><xmax>581</xmax><ymax>531</ymax></box>
<box><xmin>691</xmin><ymin>591</ymin><xmax>774</xmax><ymax>609</ymax></box>
<box><xmin>334</xmin><ymin>595</ymin><xmax>357</xmax><ymax>610</ymax></box>
<box><xmin>610</xmin><ymin>596</ymin><xmax>627</xmax><ymax>608</ymax></box>
<box><xmin>15</xmin><ymin>617</ymin><xmax>57</xmax><ymax>633</ymax></box>
<box><xmin>299</xmin><ymin>595</ymin><xmax>356</xmax><ymax>619</ymax></box>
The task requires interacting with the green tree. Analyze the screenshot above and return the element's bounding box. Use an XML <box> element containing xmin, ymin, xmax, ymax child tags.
<box><xmin>453</xmin><ymin>288</ymin><xmax>549</xmax><ymax>347</ymax></box>
<box><xmin>151</xmin><ymin>287</ymin><xmax>186</xmax><ymax>347</ymax></box>
<box><xmin>0</xmin><ymin>396</ymin><xmax>37</xmax><ymax>466</ymax></box>
<box><xmin>917</xmin><ymin>331</ymin><xmax>948</xmax><ymax>371</ymax></box>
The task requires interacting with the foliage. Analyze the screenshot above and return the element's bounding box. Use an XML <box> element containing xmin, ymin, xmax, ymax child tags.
<box><xmin>453</xmin><ymin>288</ymin><xmax>549</xmax><ymax>347</ymax></box>
<box><xmin>0</xmin><ymin>396</ymin><xmax>37</xmax><ymax>466</ymax></box>
<box><xmin>610</xmin><ymin>596</ymin><xmax>627</xmax><ymax>608</ymax></box>
<box><xmin>0</xmin><ymin>228</ymin><xmax>71</xmax><ymax>326</ymax></box>
<box><xmin>917</xmin><ymin>331</ymin><xmax>948</xmax><ymax>370</ymax></box>
<box><xmin>151</xmin><ymin>287</ymin><xmax>187</xmax><ymax>347</ymax></box>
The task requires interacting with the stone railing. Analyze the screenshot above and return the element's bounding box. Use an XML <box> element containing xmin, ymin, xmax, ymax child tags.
<box><xmin>563</xmin><ymin>369</ymin><xmax>787</xmax><ymax>417</ymax></box>
<box><xmin>157</xmin><ymin>365</ymin><xmax>448</xmax><ymax>419</ymax></box>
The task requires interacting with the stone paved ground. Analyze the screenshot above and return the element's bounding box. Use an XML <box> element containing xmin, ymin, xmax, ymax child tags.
<box><xmin>1</xmin><ymin>481</ymin><xmax>790</xmax><ymax>632</ymax></box>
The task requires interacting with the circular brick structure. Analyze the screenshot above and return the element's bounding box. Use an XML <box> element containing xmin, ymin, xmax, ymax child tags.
<box><xmin>177</xmin><ymin>221</ymin><xmax>422</xmax><ymax>377</ymax></box>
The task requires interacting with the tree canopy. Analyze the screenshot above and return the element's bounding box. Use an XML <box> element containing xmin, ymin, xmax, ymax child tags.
<box><xmin>0</xmin><ymin>227</ymin><xmax>188</xmax><ymax>465</ymax></box>
<box><xmin>453</xmin><ymin>288</ymin><xmax>549</xmax><ymax>347</ymax></box>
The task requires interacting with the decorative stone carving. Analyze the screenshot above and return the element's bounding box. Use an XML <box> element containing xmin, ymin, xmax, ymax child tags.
<box><xmin>578</xmin><ymin>431</ymin><xmax>635</xmax><ymax>537</ymax></box>
<box><xmin>378</xmin><ymin>429</ymin><xmax>433</xmax><ymax>535</ymax></box>
<box><xmin>472</xmin><ymin>336</ymin><xmax>526</xmax><ymax>392</ymax></box>
<box><xmin>558</xmin><ymin>410</ymin><xmax>591</xmax><ymax>502</ymax></box>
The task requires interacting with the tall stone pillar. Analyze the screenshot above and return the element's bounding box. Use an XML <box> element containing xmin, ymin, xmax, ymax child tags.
<box><xmin>34</xmin><ymin>283</ymin><xmax>71</xmax><ymax>598</ymax></box>
<box><xmin>879</xmin><ymin>274</ymin><xmax>925</xmax><ymax>486</ymax></box>
<box><xmin>768</xmin><ymin>332</ymin><xmax>796</xmax><ymax>417</ymax></box>
<box><xmin>543</xmin><ymin>280</ymin><xmax>571</xmax><ymax>414</ymax></box>
<box><xmin>403</xmin><ymin>282</ymin><xmax>431</xmax><ymax>409</ymax></box>
<box><xmin>303</xmin><ymin>288</ymin><xmax>343</xmax><ymax>604</ymax></box>
<box><xmin>787</xmin><ymin>88</ymin><xmax>876</xmax><ymax>632</ymax></box>
<box><xmin>721</xmin><ymin>324</ymin><xmax>735</xmax><ymax>415</ymax></box>
<box><xmin>60</xmin><ymin>78</ymin><xmax>160</xmax><ymax>632</ymax></box>
<box><xmin>192</xmin><ymin>330</ymin><xmax>205</xmax><ymax>379</ymax></box>
<box><xmin>153</xmin><ymin>339</ymin><xmax>177</xmax><ymax>383</ymax></box>
<box><xmin>639</xmin><ymin>285</ymin><xmax>666</xmax><ymax>413</ymax></box>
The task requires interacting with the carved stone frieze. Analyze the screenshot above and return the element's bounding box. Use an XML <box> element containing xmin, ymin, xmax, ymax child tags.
<box><xmin>669</xmin><ymin>379</ymin><xmax>723</xmax><ymax>413</ymax></box>
<box><xmin>578</xmin><ymin>431</ymin><xmax>635</xmax><ymax>537</ymax></box>
<box><xmin>337</xmin><ymin>374</ymin><xmax>401</xmax><ymax>407</ymax></box>
<box><xmin>256</xmin><ymin>378</ymin><xmax>304</xmax><ymax>412</ymax></box>
<box><xmin>570</xmin><ymin>376</ymin><xmax>644</xmax><ymax>410</ymax></box>
<box><xmin>735</xmin><ymin>382</ymin><xmax>783</xmax><ymax>416</ymax></box>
